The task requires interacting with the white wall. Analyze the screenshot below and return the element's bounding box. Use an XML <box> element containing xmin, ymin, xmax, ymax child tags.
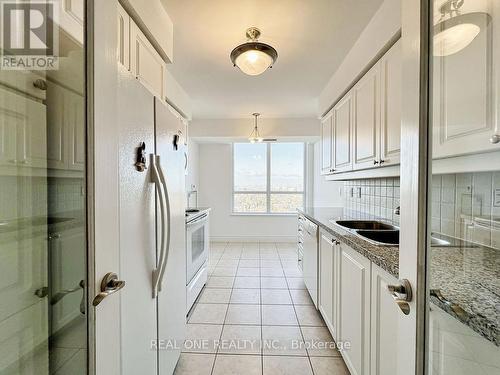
<box><xmin>318</xmin><ymin>0</ymin><xmax>401</xmax><ymax>116</ymax></box>
<box><xmin>198</xmin><ymin>143</ymin><xmax>297</xmax><ymax>242</ymax></box>
<box><xmin>312</xmin><ymin>141</ymin><xmax>344</xmax><ymax>207</ymax></box>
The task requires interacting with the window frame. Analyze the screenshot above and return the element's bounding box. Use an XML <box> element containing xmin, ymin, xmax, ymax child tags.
<box><xmin>231</xmin><ymin>142</ymin><xmax>306</xmax><ymax>216</ymax></box>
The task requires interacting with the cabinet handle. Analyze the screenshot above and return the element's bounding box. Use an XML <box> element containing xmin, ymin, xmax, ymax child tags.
<box><xmin>33</xmin><ymin>79</ymin><xmax>47</xmax><ymax>90</ymax></box>
<box><xmin>490</xmin><ymin>134</ymin><xmax>500</xmax><ymax>144</ymax></box>
<box><xmin>335</xmin><ymin>240</ymin><xmax>340</xmax><ymax>245</ymax></box>
<box><xmin>379</xmin><ymin>159</ymin><xmax>385</xmax><ymax>164</ymax></box>
<box><xmin>373</xmin><ymin>160</ymin><xmax>379</xmax><ymax>165</ymax></box>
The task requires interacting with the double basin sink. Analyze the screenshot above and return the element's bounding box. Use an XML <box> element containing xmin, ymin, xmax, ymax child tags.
<box><xmin>332</xmin><ymin>220</ymin><xmax>451</xmax><ymax>247</ymax></box>
<box><xmin>333</xmin><ymin>220</ymin><xmax>400</xmax><ymax>246</ymax></box>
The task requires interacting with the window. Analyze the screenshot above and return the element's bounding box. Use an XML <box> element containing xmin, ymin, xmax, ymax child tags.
<box><xmin>233</xmin><ymin>142</ymin><xmax>305</xmax><ymax>214</ymax></box>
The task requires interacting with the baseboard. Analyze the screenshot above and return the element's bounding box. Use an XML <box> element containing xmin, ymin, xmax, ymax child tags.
<box><xmin>211</xmin><ymin>235</ymin><xmax>296</xmax><ymax>243</ymax></box>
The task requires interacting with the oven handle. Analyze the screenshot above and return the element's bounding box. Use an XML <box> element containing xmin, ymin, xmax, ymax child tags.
<box><xmin>187</xmin><ymin>213</ymin><xmax>208</xmax><ymax>227</ymax></box>
<box><xmin>156</xmin><ymin>155</ymin><xmax>171</xmax><ymax>293</ymax></box>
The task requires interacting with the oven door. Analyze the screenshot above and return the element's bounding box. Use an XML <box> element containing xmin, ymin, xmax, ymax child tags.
<box><xmin>186</xmin><ymin>214</ymin><xmax>209</xmax><ymax>284</ymax></box>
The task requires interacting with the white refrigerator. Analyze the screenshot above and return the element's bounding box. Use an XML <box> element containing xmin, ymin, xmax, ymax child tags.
<box><xmin>118</xmin><ymin>70</ymin><xmax>186</xmax><ymax>375</ymax></box>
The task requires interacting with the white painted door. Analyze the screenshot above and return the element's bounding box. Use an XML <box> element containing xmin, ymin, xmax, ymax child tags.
<box><xmin>353</xmin><ymin>62</ymin><xmax>380</xmax><ymax>170</ymax></box>
<box><xmin>318</xmin><ymin>231</ymin><xmax>336</xmax><ymax>336</ymax></box>
<box><xmin>320</xmin><ymin>112</ymin><xmax>334</xmax><ymax>174</ymax></box>
<box><xmin>130</xmin><ymin>20</ymin><xmax>167</xmax><ymax>99</ymax></box>
<box><xmin>370</xmin><ymin>264</ymin><xmax>399</xmax><ymax>375</ymax></box>
<box><xmin>47</xmin><ymin>82</ymin><xmax>66</xmax><ymax>170</ymax></box>
<box><xmin>155</xmin><ymin>98</ymin><xmax>187</xmax><ymax>375</ymax></box>
<box><xmin>380</xmin><ymin>40</ymin><xmax>401</xmax><ymax>166</ymax></box>
<box><xmin>117</xmin><ymin>72</ymin><xmax>158</xmax><ymax>375</ymax></box>
<box><xmin>399</xmin><ymin>1</ymin><xmax>500</xmax><ymax>374</ymax></box>
<box><xmin>333</xmin><ymin>93</ymin><xmax>353</xmax><ymax>173</ymax></box>
<box><xmin>338</xmin><ymin>244</ymin><xmax>371</xmax><ymax>375</ymax></box>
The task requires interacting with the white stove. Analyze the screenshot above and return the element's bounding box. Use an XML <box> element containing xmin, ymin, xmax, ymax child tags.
<box><xmin>185</xmin><ymin>208</ymin><xmax>210</xmax><ymax>314</ymax></box>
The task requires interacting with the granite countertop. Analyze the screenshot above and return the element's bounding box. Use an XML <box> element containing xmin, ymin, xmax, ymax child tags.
<box><xmin>298</xmin><ymin>207</ymin><xmax>500</xmax><ymax>347</ymax></box>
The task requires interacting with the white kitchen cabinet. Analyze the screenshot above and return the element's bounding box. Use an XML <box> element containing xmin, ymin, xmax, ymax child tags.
<box><xmin>66</xmin><ymin>90</ymin><xmax>85</xmax><ymax>171</ymax></box>
<box><xmin>319</xmin><ymin>40</ymin><xmax>401</xmax><ymax>176</ymax></box>
<box><xmin>303</xmin><ymin>219</ymin><xmax>319</xmax><ymax>308</ymax></box>
<box><xmin>59</xmin><ymin>0</ymin><xmax>84</xmax><ymax>45</ymax></box>
<box><xmin>320</xmin><ymin>111</ymin><xmax>334</xmax><ymax>175</ymax></box>
<box><xmin>318</xmin><ymin>230</ymin><xmax>339</xmax><ymax>340</ymax></box>
<box><xmin>338</xmin><ymin>243</ymin><xmax>371</xmax><ymax>375</ymax></box>
<box><xmin>333</xmin><ymin>93</ymin><xmax>353</xmax><ymax>173</ymax></box>
<box><xmin>130</xmin><ymin>20</ymin><xmax>167</xmax><ymax>100</ymax></box>
<box><xmin>380</xmin><ymin>40</ymin><xmax>401</xmax><ymax>166</ymax></box>
<box><xmin>370</xmin><ymin>264</ymin><xmax>399</xmax><ymax>375</ymax></box>
<box><xmin>432</xmin><ymin>16</ymin><xmax>500</xmax><ymax>160</ymax></box>
<box><xmin>0</xmin><ymin>87</ymin><xmax>47</xmax><ymax>169</ymax></box>
<box><xmin>46</xmin><ymin>82</ymin><xmax>85</xmax><ymax>171</ymax></box>
<box><xmin>117</xmin><ymin>2</ymin><xmax>131</xmax><ymax>70</ymax></box>
<box><xmin>353</xmin><ymin>62</ymin><xmax>380</xmax><ymax>170</ymax></box>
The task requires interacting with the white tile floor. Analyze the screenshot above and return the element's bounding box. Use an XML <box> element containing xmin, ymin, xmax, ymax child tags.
<box><xmin>174</xmin><ymin>242</ymin><xmax>350</xmax><ymax>375</ymax></box>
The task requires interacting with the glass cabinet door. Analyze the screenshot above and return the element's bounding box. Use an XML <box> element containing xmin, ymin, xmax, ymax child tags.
<box><xmin>427</xmin><ymin>0</ymin><xmax>500</xmax><ymax>374</ymax></box>
<box><xmin>0</xmin><ymin>1</ymin><xmax>87</xmax><ymax>374</ymax></box>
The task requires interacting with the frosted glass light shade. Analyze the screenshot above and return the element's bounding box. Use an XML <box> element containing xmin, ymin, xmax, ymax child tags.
<box><xmin>230</xmin><ymin>41</ymin><xmax>278</xmax><ymax>76</ymax></box>
<box><xmin>235</xmin><ymin>49</ymin><xmax>274</xmax><ymax>76</ymax></box>
<box><xmin>433</xmin><ymin>12</ymin><xmax>490</xmax><ymax>57</ymax></box>
<box><xmin>434</xmin><ymin>23</ymin><xmax>480</xmax><ymax>56</ymax></box>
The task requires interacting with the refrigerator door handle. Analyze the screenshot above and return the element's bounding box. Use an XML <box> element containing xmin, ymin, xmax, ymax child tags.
<box><xmin>156</xmin><ymin>155</ymin><xmax>172</xmax><ymax>292</ymax></box>
<box><xmin>150</xmin><ymin>154</ymin><xmax>168</xmax><ymax>298</ymax></box>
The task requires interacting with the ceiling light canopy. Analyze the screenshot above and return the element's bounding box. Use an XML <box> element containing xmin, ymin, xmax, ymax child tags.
<box><xmin>433</xmin><ymin>0</ymin><xmax>490</xmax><ymax>57</ymax></box>
<box><xmin>248</xmin><ymin>113</ymin><xmax>263</xmax><ymax>143</ymax></box>
<box><xmin>230</xmin><ymin>27</ymin><xmax>278</xmax><ymax>76</ymax></box>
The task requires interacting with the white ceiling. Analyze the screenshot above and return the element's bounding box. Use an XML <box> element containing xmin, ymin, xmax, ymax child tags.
<box><xmin>162</xmin><ymin>0</ymin><xmax>384</xmax><ymax>119</ymax></box>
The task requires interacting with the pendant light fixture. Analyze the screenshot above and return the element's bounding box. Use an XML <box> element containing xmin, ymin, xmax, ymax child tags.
<box><xmin>230</xmin><ymin>27</ymin><xmax>278</xmax><ymax>76</ymax></box>
<box><xmin>248</xmin><ymin>113</ymin><xmax>263</xmax><ymax>143</ymax></box>
<box><xmin>434</xmin><ymin>0</ymin><xmax>491</xmax><ymax>57</ymax></box>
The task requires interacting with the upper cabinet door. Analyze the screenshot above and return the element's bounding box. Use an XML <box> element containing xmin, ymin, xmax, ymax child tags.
<box><xmin>117</xmin><ymin>3</ymin><xmax>130</xmax><ymax>70</ymax></box>
<box><xmin>353</xmin><ymin>63</ymin><xmax>380</xmax><ymax>170</ymax></box>
<box><xmin>333</xmin><ymin>93</ymin><xmax>353</xmax><ymax>173</ymax></box>
<box><xmin>130</xmin><ymin>21</ymin><xmax>167</xmax><ymax>99</ymax></box>
<box><xmin>432</xmin><ymin>20</ymin><xmax>499</xmax><ymax>159</ymax></box>
<box><xmin>320</xmin><ymin>112</ymin><xmax>333</xmax><ymax>174</ymax></box>
<box><xmin>59</xmin><ymin>0</ymin><xmax>84</xmax><ymax>45</ymax></box>
<box><xmin>380</xmin><ymin>40</ymin><xmax>401</xmax><ymax>166</ymax></box>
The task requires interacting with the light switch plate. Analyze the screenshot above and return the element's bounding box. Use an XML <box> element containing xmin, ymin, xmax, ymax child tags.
<box><xmin>493</xmin><ymin>188</ymin><xmax>500</xmax><ymax>207</ymax></box>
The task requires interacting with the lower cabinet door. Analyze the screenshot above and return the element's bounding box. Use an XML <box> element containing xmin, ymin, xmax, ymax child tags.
<box><xmin>319</xmin><ymin>232</ymin><xmax>335</xmax><ymax>336</ymax></box>
<box><xmin>370</xmin><ymin>264</ymin><xmax>399</xmax><ymax>375</ymax></box>
<box><xmin>338</xmin><ymin>244</ymin><xmax>371</xmax><ymax>375</ymax></box>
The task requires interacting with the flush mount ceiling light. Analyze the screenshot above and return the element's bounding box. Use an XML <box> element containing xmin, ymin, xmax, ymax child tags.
<box><xmin>434</xmin><ymin>0</ymin><xmax>491</xmax><ymax>57</ymax></box>
<box><xmin>248</xmin><ymin>113</ymin><xmax>263</xmax><ymax>143</ymax></box>
<box><xmin>230</xmin><ymin>27</ymin><xmax>278</xmax><ymax>76</ymax></box>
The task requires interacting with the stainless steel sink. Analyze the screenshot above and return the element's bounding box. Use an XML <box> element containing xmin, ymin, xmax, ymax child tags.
<box><xmin>355</xmin><ymin>229</ymin><xmax>399</xmax><ymax>246</ymax></box>
<box><xmin>334</xmin><ymin>220</ymin><xmax>398</xmax><ymax>231</ymax></box>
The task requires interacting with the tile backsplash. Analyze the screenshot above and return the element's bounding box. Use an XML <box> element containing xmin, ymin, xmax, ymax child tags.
<box><xmin>343</xmin><ymin>173</ymin><xmax>500</xmax><ymax>249</ymax></box>
<box><xmin>0</xmin><ymin>176</ymin><xmax>85</xmax><ymax>221</ymax></box>
<box><xmin>432</xmin><ymin>172</ymin><xmax>500</xmax><ymax>249</ymax></box>
<box><xmin>343</xmin><ymin>178</ymin><xmax>401</xmax><ymax>225</ymax></box>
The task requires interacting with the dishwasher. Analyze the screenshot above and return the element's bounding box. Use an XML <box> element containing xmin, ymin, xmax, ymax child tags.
<box><xmin>302</xmin><ymin>217</ymin><xmax>318</xmax><ymax>308</ymax></box>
